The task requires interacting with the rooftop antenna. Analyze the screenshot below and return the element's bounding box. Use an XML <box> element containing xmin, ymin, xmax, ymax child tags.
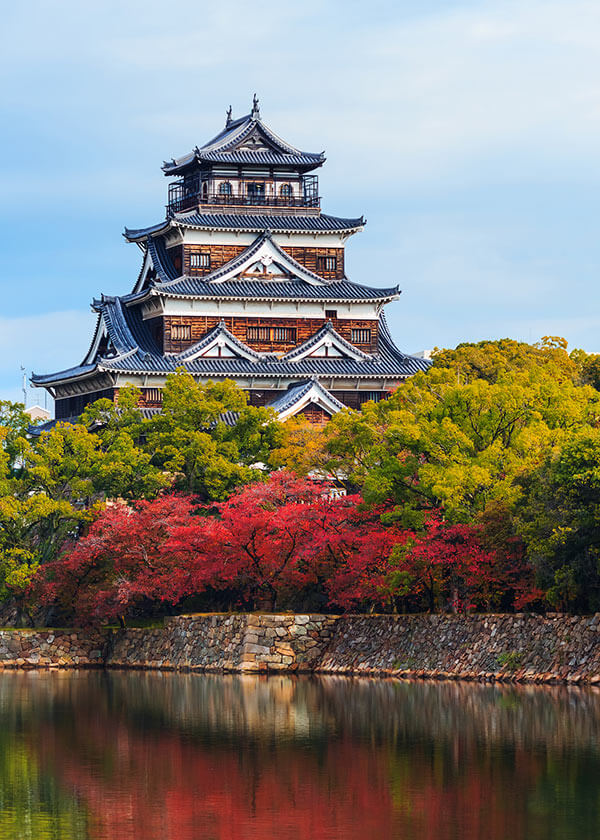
<box><xmin>20</xmin><ymin>366</ymin><xmax>27</xmax><ymax>408</ymax></box>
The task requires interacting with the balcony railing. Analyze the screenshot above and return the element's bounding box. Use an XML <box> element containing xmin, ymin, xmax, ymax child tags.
<box><xmin>168</xmin><ymin>191</ymin><xmax>321</xmax><ymax>215</ymax></box>
<box><xmin>167</xmin><ymin>176</ymin><xmax>320</xmax><ymax>216</ymax></box>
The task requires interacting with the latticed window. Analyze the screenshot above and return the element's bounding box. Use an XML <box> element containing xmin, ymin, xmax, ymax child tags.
<box><xmin>351</xmin><ymin>328</ymin><xmax>371</xmax><ymax>344</ymax></box>
<box><xmin>280</xmin><ymin>183</ymin><xmax>292</xmax><ymax>197</ymax></box>
<box><xmin>273</xmin><ymin>326</ymin><xmax>296</xmax><ymax>342</ymax></box>
<box><xmin>190</xmin><ymin>252</ymin><xmax>210</xmax><ymax>269</ymax></box>
<box><xmin>144</xmin><ymin>388</ymin><xmax>163</xmax><ymax>404</ymax></box>
<box><xmin>317</xmin><ymin>256</ymin><xmax>337</xmax><ymax>272</ymax></box>
<box><xmin>247</xmin><ymin>326</ymin><xmax>270</xmax><ymax>341</ymax></box>
<box><xmin>325</xmin><ymin>309</ymin><xmax>338</xmax><ymax>319</ymax></box>
<box><xmin>219</xmin><ymin>182</ymin><xmax>232</xmax><ymax>195</ymax></box>
<box><xmin>171</xmin><ymin>324</ymin><xmax>192</xmax><ymax>341</ymax></box>
<box><xmin>247</xmin><ymin>326</ymin><xmax>297</xmax><ymax>343</ymax></box>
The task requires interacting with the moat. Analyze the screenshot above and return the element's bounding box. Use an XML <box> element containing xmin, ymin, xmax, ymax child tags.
<box><xmin>0</xmin><ymin>671</ymin><xmax>599</xmax><ymax>839</ymax></box>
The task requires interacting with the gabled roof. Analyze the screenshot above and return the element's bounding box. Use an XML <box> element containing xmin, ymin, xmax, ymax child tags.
<box><xmin>32</xmin><ymin>305</ymin><xmax>430</xmax><ymax>388</ymax></box>
<box><xmin>174</xmin><ymin>320</ymin><xmax>270</xmax><ymax>363</ymax></box>
<box><xmin>266</xmin><ymin>379</ymin><xmax>346</xmax><ymax>420</ymax></box>
<box><xmin>124</xmin><ymin>211</ymin><xmax>365</xmax><ymax>242</ymax></box>
<box><xmin>128</xmin><ymin>231</ymin><xmax>399</xmax><ymax>304</ymax></box>
<box><xmin>163</xmin><ymin>231</ymin><xmax>328</xmax><ymax>289</ymax></box>
<box><xmin>162</xmin><ymin>107</ymin><xmax>325</xmax><ymax>175</ymax></box>
<box><xmin>282</xmin><ymin>321</ymin><xmax>373</xmax><ymax>362</ymax></box>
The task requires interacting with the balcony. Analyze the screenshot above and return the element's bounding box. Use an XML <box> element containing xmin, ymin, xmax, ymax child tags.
<box><xmin>167</xmin><ymin>175</ymin><xmax>320</xmax><ymax>217</ymax></box>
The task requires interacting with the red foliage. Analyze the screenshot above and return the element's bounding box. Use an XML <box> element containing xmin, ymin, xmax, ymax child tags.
<box><xmin>33</xmin><ymin>495</ymin><xmax>198</xmax><ymax>625</ymax></box>
<box><xmin>386</xmin><ymin>514</ymin><xmax>540</xmax><ymax>613</ymax></box>
<box><xmin>166</xmin><ymin>471</ymin><xmax>325</xmax><ymax>609</ymax></box>
<box><xmin>32</xmin><ymin>472</ymin><xmax>539</xmax><ymax>622</ymax></box>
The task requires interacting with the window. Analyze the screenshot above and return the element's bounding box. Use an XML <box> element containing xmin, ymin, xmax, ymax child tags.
<box><xmin>171</xmin><ymin>324</ymin><xmax>192</xmax><ymax>341</ymax></box>
<box><xmin>273</xmin><ymin>326</ymin><xmax>296</xmax><ymax>343</ymax></box>
<box><xmin>317</xmin><ymin>256</ymin><xmax>337</xmax><ymax>272</ymax></box>
<box><xmin>143</xmin><ymin>388</ymin><xmax>163</xmax><ymax>404</ymax></box>
<box><xmin>219</xmin><ymin>181</ymin><xmax>232</xmax><ymax>195</ymax></box>
<box><xmin>351</xmin><ymin>328</ymin><xmax>371</xmax><ymax>344</ymax></box>
<box><xmin>190</xmin><ymin>252</ymin><xmax>210</xmax><ymax>269</ymax></box>
<box><xmin>247</xmin><ymin>182</ymin><xmax>265</xmax><ymax>202</ymax></box>
<box><xmin>201</xmin><ymin>182</ymin><xmax>208</xmax><ymax>200</ymax></box>
<box><xmin>280</xmin><ymin>183</ymin><xmax>292</xmax><ymax>197</ymax></box>
<box><xmin>247</xmin><ymin>326</ymin><xmax>270</xmax><ymax>342</ymax></box>
<box><xmin>247</xmin><ymin>326</ymin><xmax>297</xmax><ymax>343</ymax></box>
<box><xmin>325</xmin><ymin>310</ymin><xmax>338</xmax><ymax>319</ymax></box>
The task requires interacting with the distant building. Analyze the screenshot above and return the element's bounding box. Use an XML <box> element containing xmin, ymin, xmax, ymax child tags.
<box><xmin>24</xmin><ymin>405</ymin><xmax>51</xmax><ymax>423</ymax></box>
<box><xmin>32</xmin><ymin>98</ymin><xmax>430</xmax><ymax>422</ymax></box>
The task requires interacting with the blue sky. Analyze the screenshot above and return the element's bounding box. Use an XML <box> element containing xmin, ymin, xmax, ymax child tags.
<box><xmin>1</xmin><ymin>0</ymin><xmax>599</xmax><ymax>405</ymax></box>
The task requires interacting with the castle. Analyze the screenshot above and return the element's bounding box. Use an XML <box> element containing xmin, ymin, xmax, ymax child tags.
<box><xmin>33</xmin><ymin>98</ymin><xmax>429</xmax><ymax>422</ymax></box>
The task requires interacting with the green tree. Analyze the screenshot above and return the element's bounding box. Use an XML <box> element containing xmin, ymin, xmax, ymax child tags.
<box><xmin>516</xmin><ymin>427</ymin><xmax>600</xmax><ymax>612</ymax></box>
<box><xmin>143</xmin><ymin>371</ymin><xmax>282</xmax><ymax>499</ymax></box>
<box><xmin>432</xmin><ymin>336</ymin><xmax>576</xmax><ymax>385</ymax></box>
<box><xmin>324</xmin><ymin>364</ymin><xmax>599</xmax><ymax>524</ymax></box>
<box><xmin>0</xmin><ymin>400</ymin><xmax>31</xmax><ymax>467</ymax></box>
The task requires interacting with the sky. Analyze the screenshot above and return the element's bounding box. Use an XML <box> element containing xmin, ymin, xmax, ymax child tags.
<box><xmin>1</xmin><ymin>0</ymin><xmax>599</xmax><ymax>406</ymax></box>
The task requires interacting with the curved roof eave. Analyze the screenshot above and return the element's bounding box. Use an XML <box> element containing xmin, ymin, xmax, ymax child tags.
<box><xmin>124</xmin><ymin>213</ymin><xmax>365</xmax><ymax>242</ymax></box>
<box><xmin>162</xmin><ymin>114</ymin><xmax>325</xmax><ymax>175</ymax></box>
<box><xmin>156</xmin><ymin>289</ymin><xmax>400</xmax><ymax>304</ymax></box>
<box><xmin>31</xmin><ymin>363</ymin><xmax>104</xmax><ymax>387</ymax></box>
<box><xmin>106</xmin><ymin>367</ymin><xmax>414</xmax><ymax>381</ymax></box>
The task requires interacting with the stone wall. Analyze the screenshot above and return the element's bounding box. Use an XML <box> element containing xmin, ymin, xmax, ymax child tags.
<box><xmin>0</xmin><ymin>628</ymin><xmax>107</xmax><ymax>668</ymax></box>
<box><xmin>0</xmin><ymin>613</ymin><xmax>599</xmax><ymax>683</ymax></box>
<box><xmin>106</xmin><ymin>613</ymin><xmax>337</xmax><ymax>672</ymax></box>
<box><xmin>318</xmin><ymin>613</ymin><xmax>600</xmax><ymax>684</ymax></box>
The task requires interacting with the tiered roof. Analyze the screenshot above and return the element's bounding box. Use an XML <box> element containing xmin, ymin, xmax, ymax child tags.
<box><xmin>32</xmin><ymin>101</ymin><xmax>432</xmax><ymax>418</ymax></box>
<box><xmin>124</xmin><ymin>212</ymin><xmax>365</xmax><ymax>241</ymax></box>
<box><xmin>128</xmin><ymin>231</ymin><xmax>398</xmax><ymax>304</ymax></box>
<box><xmin>162</xmin><ymin>102</ymin><xmax>325</xmax><ymax>175</ymax></box>
<box><xmin>32</xmin><ymin>306</ymin><xmax>428</xmax><ymax>387</ymax></box>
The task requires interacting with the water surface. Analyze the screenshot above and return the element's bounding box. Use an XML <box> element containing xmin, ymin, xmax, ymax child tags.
<box><xmin>1</xmin><ymin>670</ymin><xmax>599</xmax><ymax>839</ymax></box>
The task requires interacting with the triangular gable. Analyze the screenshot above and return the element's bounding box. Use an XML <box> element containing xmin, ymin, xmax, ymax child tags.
<box><xmin>267</xmin><ymin>379</ymin><xmax>346</xmax><ymax>421</ymax></box>
<box><xmin>81</xmin><ymin>312</ymin><xmax>107</xmax><ymax>365</ymax></box>
<box><xmin>282</xmin><ymin>322</ymin><xmax>373</xmax><ymax>363</ymax></box>
<box><xmin>131</xmin><ymin>246</ymin><xmax>154</xmax><ymax>295</ymax></box>
<box><xmin>174</xmin><ymin>321</ymin><xmax>265</xmax><ymax>363</ymax></box>
<box><xmin>200</xmin><ymin>116</ymin><xmax>309</xmax><ymax>158</ymax></box>
<box><xmin>165</xmin><ymin>232</ymin><xmax>328</xmax><ymax>288</ymax></box>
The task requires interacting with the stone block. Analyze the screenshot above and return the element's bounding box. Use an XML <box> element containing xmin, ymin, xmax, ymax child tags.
<box><xmin>244</xmin><ymin>644</ymin><xmax>271</xmax><ymax>655</ymax></box>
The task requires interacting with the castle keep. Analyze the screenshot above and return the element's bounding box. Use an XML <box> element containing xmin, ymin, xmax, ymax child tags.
<box><xmin>33</xmin><ymin>98</ymin><xmax>429</xmax><ymax>421</ymax></box>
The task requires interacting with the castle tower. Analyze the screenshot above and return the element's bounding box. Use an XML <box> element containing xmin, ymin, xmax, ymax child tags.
<box><xmin>33</xmin><ymin>99</ymin><xmax>429</xmax><ymax>422</ymax></box>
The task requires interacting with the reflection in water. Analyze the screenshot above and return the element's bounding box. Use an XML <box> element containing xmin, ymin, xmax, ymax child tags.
<box><xmin>0</xmin><ymin>672</ymin><xmax>599</xmax><ymax>839</ymax></box>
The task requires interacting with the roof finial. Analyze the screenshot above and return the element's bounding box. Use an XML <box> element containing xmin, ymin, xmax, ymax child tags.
<box><xmin>225</xmin><ymin>105</ymin><xmax>232</xmax><ymax>127</ymax></box>
<box><xmin>251</xmin><ymin>93</ymin><xmax>260</xmax><ymax>120</ymax></box>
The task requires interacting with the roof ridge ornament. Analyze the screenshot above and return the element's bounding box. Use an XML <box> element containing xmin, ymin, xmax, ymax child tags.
<box><xmin>225</xmin><ymin>105</ymin><xmax>233</xmax><ymax>128</ymax></box>
<box><xmin>251</xmin><ymin>93</ymin><xmax>260</xmax><ymax>121</ymax></box>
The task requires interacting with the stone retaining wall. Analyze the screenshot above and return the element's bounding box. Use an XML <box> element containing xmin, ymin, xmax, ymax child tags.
<box><xmin>0</xmin><ymin>613</ymin><xmax>599</xmax><ymax>683</ymax></box>
<box><xmin>0</xmin><ymin>628</ymin><xmax>107</xmax><ymax>668</ymax></box>
<box><xmin>318</xmin><ymin>613</ymin><xmax>600</xmax><ymax>684</ymax></box>
<box><xmin>106</xmin><ymin>613</ymin><xmax>337</xmax><ymax>672</ymax></box>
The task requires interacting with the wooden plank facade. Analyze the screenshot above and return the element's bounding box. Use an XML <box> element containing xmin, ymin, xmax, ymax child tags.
<box><xmin>161</xmin><ymin>315</ymin><xmax>379</xmax><ymax>355</ymax></box>
<box><xmin>169</xmin><ymin>244</ymin><xmax>345</xmax><ymax>281</ymax></box>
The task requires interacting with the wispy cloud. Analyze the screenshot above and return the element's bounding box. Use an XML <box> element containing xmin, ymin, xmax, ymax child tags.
<box><xmin>0</xmin><ymin>0</ymin><xmax>599</xmax><ymax>384</ymax></box>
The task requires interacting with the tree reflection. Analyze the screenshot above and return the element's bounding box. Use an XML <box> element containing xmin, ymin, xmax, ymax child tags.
<box><xmin>0</xmin><ymin>672</ymin><xmax>599</xmax><ymax>840</ymax></box>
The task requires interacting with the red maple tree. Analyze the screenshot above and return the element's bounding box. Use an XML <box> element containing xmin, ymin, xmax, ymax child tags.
<box><xmin>34</xmin><ymin>495</ymin><xmax>198</xmax><ymax>625</ymax></box>
<box><xmin>33</xmin><ymin>472</ymin><xmax>538</xmax><ymax>623</ymax></box>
